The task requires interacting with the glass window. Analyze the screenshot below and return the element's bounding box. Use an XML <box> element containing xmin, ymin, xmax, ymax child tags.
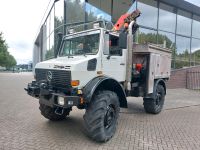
<box><xmin>66</xmin><ymin>0</ymin><xmax>85</xmax><ymax>24</ymax></box>
<box><xmin>158</xmin><ymin>31</ymin><xmax>175</xmax><ymax>68</ymax></box>
<box><xmin>102</xmin><ymin>0</ymin><xmax>112</xmax><ymax>15</ymax></box>
<box><xmin>45</xmin><ymin>38</ymin><xmax>54</xmax><ymax>60</ymax></box>
<box><xmin>177</xmin><ymin>9</ymin><xmax>192</xmax><ymax>36</ymax></box>
<box><xmin>137</xmin><ymin>0</ymin><xmax>158</xmax><ymax>29</ymax></box>
<box><xmin>109</xmin><ymin>34</ymin><xmax>121</xmax><ymax>56</ymax></box>
<box><xmin>158</xmin><ymin>31</ymin><xmax>175</xmax><ymax>49</ymax></box>
<box><xmin>85</xmin><ymin>2</ymin><xmax>111</xmax><ymax>22</ymax></box>
<box><xmin>60</xmin><ymin>32</ymin><xmax>100</xmax><ymax>56</ymax></box>
<box><xmin>54</xmin><ymin>0</ymin><xmax>64</xmax><ymax>57</ymax></box>
<box><xmin>46</xmin><ymin>17</ymin><xmax>50</xmax><ymax>38</ymax></box>
<box><xmin>44</xmin><ymin>7</ymin><xmax>55</xmax><ymax>60</ymax></box>
<box><xmin>191</xmin><ymin>38</ymin><xmax>200</xmax><ymax>66</ymax></box>
<box><xmin>50</xmin><ymin>6</ymin><xmax>55</xmax><ymax>33</ymax></box>
<box><xmin>112</xmin><ymin>0</ymin><xmax>134</xmax><ymax>23</ymax></box>
<box><xmin>175</xmin><ymin>36</ymin><xmax>190</xmax><ymax>68</ymax></box>
<box><xmin>192</xmin><ymin>15</ymin><xmax>200</xmax><ymax>39</ymax></box>
<box><xmin>127</xmin><ymin>1</ymin><xmax>136</xmax><ymax>14</ymax></box>
<box><xmin>159</xmin><ymin>3</ymin><xmax>176</xmax><ymax>33</ymax></box>
<box><xmin>42</xmin><ymin>18</ymin><xmax>50</xmax><ymax>61</ymax></box>
<box><xmin>42</xmin><ymin>23</ymin><xmax>47</xmax><ymax>61</ymax></box>
<box><xmin>137</xmin><ymin>28</ymin><xmax>157</xmax><ymax>44</ymax></box>
<box><xmin>55</xmin><ymin>0</ymin><xmax>64</xmax><ymax>32</ymax></box>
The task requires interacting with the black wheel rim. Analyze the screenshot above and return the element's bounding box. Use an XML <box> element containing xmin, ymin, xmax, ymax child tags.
<box><xmin>104</xmin><ymin>105</ymin><xmax>115</xmax><ymax>129</ymax></box>
<box><xmin>155</xmin><ymin>91</ymin><xmax>162</xmax><ymax>106</ymax></box>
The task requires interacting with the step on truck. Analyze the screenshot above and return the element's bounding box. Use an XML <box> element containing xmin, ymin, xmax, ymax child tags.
<box><xmin>25</xmin><ymin>9</ymin><xmax>171</xmax><ymax>142</ymax></box>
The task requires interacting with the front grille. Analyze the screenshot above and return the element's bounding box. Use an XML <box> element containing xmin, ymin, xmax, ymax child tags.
<box><xmin>35</xmin><ymin>69</ymin><xmax>71</xmax><ymax>89</ymax></box>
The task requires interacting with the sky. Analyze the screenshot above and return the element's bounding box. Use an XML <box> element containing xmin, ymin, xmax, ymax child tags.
<box><xmin>0</xmin><ymin>0</ymin><xmax>50</xmax><ymax>64</ymax></box>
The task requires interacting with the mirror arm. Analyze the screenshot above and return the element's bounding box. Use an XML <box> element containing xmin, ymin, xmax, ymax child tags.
<box><xmin>55</xmin><ymin>32</ymin><xmax>63</xmax><ymax>57</ymax></box>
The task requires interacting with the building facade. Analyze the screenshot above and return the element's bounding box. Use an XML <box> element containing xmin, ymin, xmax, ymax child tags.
<box><xmin>33</xmin><ymin>0</ymin><xmax>200</xmax><ymax>69</ymax></box>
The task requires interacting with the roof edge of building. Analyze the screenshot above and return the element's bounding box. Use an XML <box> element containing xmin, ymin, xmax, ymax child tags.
<box><xmin>160</xmin><ymin>0</ymin><xmax>200</xmax><ymax>16</ymax></box>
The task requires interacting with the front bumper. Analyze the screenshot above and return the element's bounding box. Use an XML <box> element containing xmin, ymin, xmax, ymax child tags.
<box><xmin>25</xmin><ymin>81</ymin><xmax>80</xmax><ymax>108</ymax></box>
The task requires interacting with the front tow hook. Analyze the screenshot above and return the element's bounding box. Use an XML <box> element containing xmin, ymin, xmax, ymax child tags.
<box><xmin>55</xmin><ymin>107</ymin><xmax>64</xmax><ymax>115</ymax></box>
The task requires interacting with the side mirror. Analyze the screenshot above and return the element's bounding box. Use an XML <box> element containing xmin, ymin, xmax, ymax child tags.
<box><xmin>132</xmin><ymin>23</ymin><xmax>139</xmax><ymax>35</ymax></box>
<box><xmin>55</xmin><ymin>32</ymin><xmax>63</xmax><ymax>57</ymax></box>
<box><xmin>103</xmin><ymin>33</ymin><xmax>110</xmax><ymax>55</ymax></box>
<box><xmin>119</xmin><ymin>32</ymin><xmax>127</xmax><ymax>49</ymax></box>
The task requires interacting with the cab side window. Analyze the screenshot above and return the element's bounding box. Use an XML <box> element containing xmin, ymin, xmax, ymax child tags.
<box><xmin>109</xmin><ymin>35</ymin><xmax>122</xmax><ymax>56</ymax></box>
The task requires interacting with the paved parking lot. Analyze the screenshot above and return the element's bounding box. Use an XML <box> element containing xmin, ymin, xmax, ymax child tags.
<box><xmin>0</xmin><ymin>73</ymin><xmax>200</xmax><ymax>150</ymax></box>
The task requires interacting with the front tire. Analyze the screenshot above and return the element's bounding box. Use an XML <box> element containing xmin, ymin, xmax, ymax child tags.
<box><xmin>83</xmin><ymin>91</ymin><xmax>120</xmax><ymax>142</ymax></box>
<box><xmin>39</xmin><ymin>103</ymin><xmax>71</xmax><ymax>121</ymax></box>
<box><xmin>143</xmin><ymin>84</ymin><xmax>165</xmax><ymax>114</ymax></box>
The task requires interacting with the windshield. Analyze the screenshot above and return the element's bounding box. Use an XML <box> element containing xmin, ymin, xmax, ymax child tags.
<box><xmin>59</xmin><ymin>33</ymin><xmax>100</xmax><ymax>57</ymax></box>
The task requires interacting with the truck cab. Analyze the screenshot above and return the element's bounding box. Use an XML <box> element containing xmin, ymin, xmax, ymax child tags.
<box><xmin>35</xmin><ymin>27</ymin><xmax>126</xmax><ymax>89</ymax></box>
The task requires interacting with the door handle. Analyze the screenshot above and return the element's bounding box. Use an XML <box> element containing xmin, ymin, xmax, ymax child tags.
<box><xmin>120</xmin><ymin>63</ymin><xmax>125</xmax><ymax>65</ymax></box>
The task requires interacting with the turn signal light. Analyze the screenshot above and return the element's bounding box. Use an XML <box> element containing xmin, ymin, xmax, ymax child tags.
<box><xmin>71</xmin><ymin>80</ymin><xmax>80</xmax><ymax>86</ymax></box>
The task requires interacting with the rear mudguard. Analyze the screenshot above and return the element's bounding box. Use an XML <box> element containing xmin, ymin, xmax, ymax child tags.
<box><xmin>147</xmin><ymin>79</ymin><xmax>166</xmax><ymax>99</ymax></box>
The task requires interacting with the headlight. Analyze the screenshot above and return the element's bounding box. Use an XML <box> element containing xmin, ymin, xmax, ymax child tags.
<box><xmin>58</xmin><ymin>96</ymin><xmax>65</xmax><ymax>106</ymax></box>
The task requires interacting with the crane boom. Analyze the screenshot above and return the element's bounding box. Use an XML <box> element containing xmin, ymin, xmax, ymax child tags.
<box><xmin>113</xmin><ymin>9</ymin><xmax>141</xmax><ymax>31</ymax></box>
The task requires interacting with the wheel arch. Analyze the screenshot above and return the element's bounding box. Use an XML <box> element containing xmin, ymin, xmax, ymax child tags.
<box><xmin>83</xmin><ymin>76</ymin><xmax>127</xmax><ymax>108</ymax></box>
<box><xmin>154</xmin><ymin>79</ymin><xmax>166</xmax><ymax>95</ymax></box>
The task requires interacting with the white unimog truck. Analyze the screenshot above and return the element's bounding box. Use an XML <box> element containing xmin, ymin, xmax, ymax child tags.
<box><xmin>25</xmin><ymin>10</ymin><xmax>171</xmax><ymax>142</ymax></box>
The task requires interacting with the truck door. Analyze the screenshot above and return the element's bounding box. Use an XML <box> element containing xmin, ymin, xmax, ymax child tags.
<box><xmin>102</xmin><ymin>33</ymin><xmax>126</xmax><ymax>82</ymax></box>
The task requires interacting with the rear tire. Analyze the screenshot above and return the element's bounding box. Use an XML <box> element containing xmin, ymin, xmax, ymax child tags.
<box><xmin>83</xmin><ymin>91</ymin><xmax>120</xmax><ymax>142</ymax></box>
<box><xmin>39</xmin><ymin>103</ymin><xmax>71</xmax><ymax>121</ymax></box>
<box><xmin>143</xmin><ymin>84</ymin><xmax>165</xmax><ymax>114</ymax></box>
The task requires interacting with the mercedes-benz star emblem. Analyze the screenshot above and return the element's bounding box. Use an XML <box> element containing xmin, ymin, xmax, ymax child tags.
<box><xmin>47</xmin><ymin>71</ymin><xmax>53</xmax><ymax>82</ymax></box>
